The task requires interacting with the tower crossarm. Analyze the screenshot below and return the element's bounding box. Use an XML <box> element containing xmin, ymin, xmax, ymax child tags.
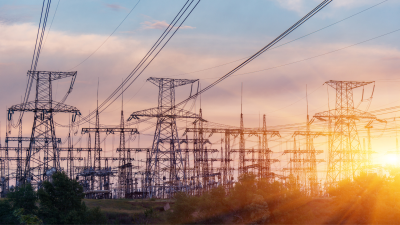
<box><xmin>290</xmin><ymin>159</ymin><xmax>325</xmax><ymax>163</ymax></box>
<box><xmin>116</xmin><ymin>148</ymin><xmax>151</xmax><ymax>152</ymax></box>
<box><xmin>0</xmin><ymin>147</ymin><xmax>40</xmax><ymax>152</ymax></box>
<box><xmin>230</xmin><ymin>149</ymin><xmax>273</xmax><ymax>153</ymax></box>
<box><xmin>0</xmin><ymin>157</ymin><xmax>26</xmax><ymax>161</ymax></box>
<box><xmin>325</xmin><ymin>80</ymin><xmax>374</xmax><ymax>90</ymax></box>
<box><xmin>96</xmin><ymin>157</ymin><xmax>134</xmax><ymax>161</ymax></box>
<box><xmin>283</xmin><ymin>150</ymin><xmax>323</xmax><ymax>154</ymax></box>
<box><xmin>313</xmin><ymin>108</ymin><xmax>377</xmax><ymax>121</ymax></box>
<box><xmin>57</xmin><ymin>147</ymin><xmax>103</xmax><ymax>152</ymax></box>
<box><xmin>28</xmin><ymin>70</ymin><xmax>77</xmax><ymax>81</ymax></box>
<box><xmin>283</xmin><ymin>168</ymin><xmax>313</xmax><ymax>171</ymax></box>
<box><xmin>81</xmin><ymin>127</ymin><xmax>138</xmax><ymax>135</ymax></box>
<box><xmin>244</xmin><ymin>159</ymin><xmax>279</xmax><ymax>162</ymax></box>
<box><xmin>9</xmin><ymin>101</ymin><xmax>79</xmax><ymax>113</ymax></box>
<box><xmin>128</xmin><ymin>107</ymin><xmax>200</xmax><ymax>120</ymax></box>
<box><xmin>44</xmin><ymin>157</ymin><xmax>84</xmax><ymax>161</ymax></box>
<box><xmin>147</xmin><ymin>77</ymin><xmax>198</xmax><ymax>88</ymax></box>
<box><xmin>184</xmin><ymin>127</ymin><xmax>280</xmax><ymax>137</ymax></box>
<box><xmin>5</xmin><ymin>137</ymin><xmax>61</xmax><ymax>143</ymax></box>
<box><xmin>293</xmin><ymin>131</ymin><xmax>334</xmax><ymax>138</ymax></box>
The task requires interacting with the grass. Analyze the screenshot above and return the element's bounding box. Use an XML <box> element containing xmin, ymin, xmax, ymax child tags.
<box><xmin>84</xmin><ymin>199</ymin><xmax>144</xmax><ymax>214</ymax></box>
<box><xmin>83</xmin><ymin>199</ymin><xmax>173</xmax><ymax>224</ymax></box>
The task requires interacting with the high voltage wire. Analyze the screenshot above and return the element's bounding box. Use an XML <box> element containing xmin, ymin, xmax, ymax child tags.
<box><xmin>67</xmin><ymin>0</ymin><xmax>141</xmax><ymax>71</ymax></box>
<box><xmin>164</xmin><ymin>0</ymin><xmax>389</xmax><ymax>79</ymax></box>
<box><xmin>168</xmin><ymin>0</ymin><xmax>333</xmax><ymax>113</ymax></box>
<box><xmin>14</xmin><ymin>0</ymin><xmax>52</xmax><ymax>128</ymax></box>
<box><xmin>72</xmin><ymin>0</ymin><xmax>201</xmax><ymax>126</ymax></box>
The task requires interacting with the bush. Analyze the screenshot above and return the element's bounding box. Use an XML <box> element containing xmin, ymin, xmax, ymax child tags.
<box><xmin>7</xmin><ymin>183</ymin><xmax>38</xmax><ymax>215</ymax></box>
<box><xmin>0</xmin><ymin>200</ymin><xmax>18</xmax><ymax>224</ymax></box>
<box><xmin>86</xmin><ymin>206</ymin><xmax>107</xmax><ymax>224</ymax></box>
<box><xmin>38</xmin><ymin>171</ymin><xmax>107</xmax><ymax>224</ymax></box>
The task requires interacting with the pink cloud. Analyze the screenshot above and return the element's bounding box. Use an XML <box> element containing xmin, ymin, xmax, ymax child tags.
<box><xmin>141</xmin><ymin>20</ymin><xmax>195</xmax><ymax>30</ymax></box>
<box><xmin>105</xmin><ymin>4</ymin><xmax>127</xmax><ymax>11</ymax></box>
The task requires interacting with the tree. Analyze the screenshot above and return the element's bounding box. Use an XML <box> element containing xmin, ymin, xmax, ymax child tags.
<box><xmin>37</xmin><ymin>171</ymin><xmax>106</xmax><ymax>224</ymax></box>
<box><xmin>7</xmin><ymin>183</ymin><xmax>38</xmax><ymax>215</ymax></box>
<box><xmin>0</xmin><ymin>200</ymin><xmax>18</xmax><ymax>224</ymax></box>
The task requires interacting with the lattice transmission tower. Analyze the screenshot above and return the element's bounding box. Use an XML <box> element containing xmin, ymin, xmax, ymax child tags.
<box><xmin>128</xmin><ymin>77</ymin><xmax>200</xmax><ymax>198</ymax></box>
<box><xmin>314</xmin><ymin>80</ymin><xmax>376</xmax><ymax>188</ymax></box>
<box><xmin>8</xmin><ymin>71</ymin><xmax>80</xmax><ymax>183</ymax></box>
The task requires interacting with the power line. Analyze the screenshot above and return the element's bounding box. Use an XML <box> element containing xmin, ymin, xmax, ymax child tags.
<box><xmin>168</xmin><ymin>0</ymin><xmax>333</xmax><ymax>114</ymax></box>
<box><xmin>42</xmin><ymin>0</ymin><xmax>60</xmax><ymax>49</ymax></box>
<box><xmin>164</xmin><ymin>0</ymin><xmax>389</xmax><ymax>79</ymax></box>
<box><xmin>74</xmin><ymin>0</ymin><xmax>201</xmax><ymax>126</ymax></box>
<box><xmin>200</xmin><ymin>26</ymin><xmax>400</xmax><ymax>81</ymax></box>
<box><xmin>68</xmin><ymin>0</ymin><xmax>141</xmax><ymax>71</ymax></box>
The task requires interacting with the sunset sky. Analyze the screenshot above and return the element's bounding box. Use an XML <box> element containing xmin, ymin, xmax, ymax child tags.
<box><xmin>1</xmin><ymin>0</ymin><xmax>400</xmax><ymax>178</ymax></box>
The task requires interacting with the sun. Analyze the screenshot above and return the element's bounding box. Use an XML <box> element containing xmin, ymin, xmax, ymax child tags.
<box><xmin>384</xmin><ymin>154</ymin><xmax>400</xmax><ymax>165</ymax></box>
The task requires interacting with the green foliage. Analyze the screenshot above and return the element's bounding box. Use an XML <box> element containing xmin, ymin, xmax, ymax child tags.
<box><xmin>144</xmin><ymin>207</ymin><xmax>154</xmax><ymax>218</ymax></box>
<box><xmin>167</xmin><ymin>192</ymin><xmax>198</xmax><ymax>224</ymax></box>
<box><xmin>37</xmin><ymin>171</ymin><xmax>88</xmax><ymax>224</ymax></box>
<box><xmin>37</xmin><ymin>171</ymin><xmax>107</xmax><ymax>224</ymax></box>
<box><xmin>0</xmin><ymin>199</ymin><xmax>18</xmax><ymax>224</ymax></box>
<box><xmin>7</xmin><ymin>183</ymin><xmax>38</xmax><ymax>215</ymax></box>
<box><xmin>13</xmin><ymin>208</ymin><xmax>43</xmax><ymax>225</ymax></box>
<box><xmin>2</xmin><ymin>172</ymin><xmax>108</xmax><ymax>224</ymax></box>
<box><xmin>86</xmin><ymin>206</ymin><xmax>108</xmax><ymax>224</ymax></box>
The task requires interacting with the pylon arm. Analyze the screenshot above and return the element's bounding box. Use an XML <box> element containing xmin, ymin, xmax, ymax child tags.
<box><xmin>290</xmin><ymin>159</ymin><xmax>325</xmax><ymax>163</ymax></box>
<box><xmin>283</xmin><ymin>150</ymin><xmax>323</xmax><ymax>154</ymax></box>
<box><xmin>28</xmin><ymin>70</ymin><xmax>77</xmax><ymax>81</ymax></box>
<box><xmin>128</xmin><ymin>107</ymin><xmax>200</xmax><ymax>120</ymax></box>
<box><xmin>5</xmin><ymin>137</ymin><xmax>61</xmax><ymax>143</ymax></box>
<box><xmin>244</xmin><ymin>159</ymin><xmax>279</xmax><ymax>162</ymax></box>
<box><xmin>116</xmin><ymin>148</ymin><xmax>151</xmax><ymax>152</ymax></box>
<box><xmin>57</xmin><ymin>148</ymin><xmax>103</xmax><ymax>152</ymax></box>
<box><xmin>147</xmin><ymin>77</ymin><xmax>198</xmax><ymax>87</ymax></box>
<box><xmin>81</xmin><ymin>127</ymin><xmax>138</xmax><ymax>135</ymax></box>
<box><xmin>9</xmin><ymin>101</ymin><xmax>79</xmax><ymax>113</ymax></box>
<box><xmin>325</xmin><ymin>80</ymin><xmax>374</xmax><ymax>90</ymax></box>
<box><xmin>230</xmin><ymin>148</ymin><xmax>273</xmax><ymax>153</ymax></box>
<box><xmin>184</xmin><ymin>127</ymin><xmax>280</xmax><ymax>137</ymax></box>
<box><xmin>314</xmin><ymin>108</ymin><xmax>376</xmax><ymax>120</ymax></box>
<box><xmin>293</xmin><ymin>131</ymin><xmax>334</xmax><ymax>138</ymax></box>
<box><xmin>96</xmin><ymin>157</ymin><xmax>134</xmax><ymax>161</ymax></box>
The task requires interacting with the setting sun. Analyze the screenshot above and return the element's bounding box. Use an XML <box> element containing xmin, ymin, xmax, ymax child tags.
<box><xmin>384</xmin><ymin>154</ymin><xmax>400</xmax><ymax>165</ymax></box>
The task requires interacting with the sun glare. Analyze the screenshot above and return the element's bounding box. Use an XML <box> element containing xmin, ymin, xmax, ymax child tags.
<box><xmin>384</xmin><ymin>154</ymin><xmax>400</xmax><ymax>165</ymax></box>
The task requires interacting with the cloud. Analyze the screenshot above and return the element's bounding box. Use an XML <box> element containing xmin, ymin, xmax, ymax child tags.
<box><xmin>275</xmin><ymin>0</ymin><xmax>309</xmax><ymax>14</ymax></box>
<box><xmin>0</xmin><ymin>5</ymin><xmax>38</xmax><ymax>24</ymax></box>
<box><xmin>274</xmin><ymin>0</ymin><xmax>393</xmax><ymax>14</ymax></box>
<box><xmin>105</xmin><ymin>4</ymin><xmax>127</xmax><ymax>11</ymax></box>
<box><xmin>1</xmin><ymin>22</ymin><xmax>400</xmax><ymax>139</ymax></box>
<box><xmin>141</xmin><ymin>20</ymin><xmax>195</xmax><ymax>30</ymax></box>
<box><xmin>1</xmin><ymin>21</ymin><xmax>400</xmax><ymax>172</ymax></box>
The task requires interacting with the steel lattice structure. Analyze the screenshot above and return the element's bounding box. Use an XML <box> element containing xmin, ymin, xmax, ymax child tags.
<box><xmin>314</xmin><ymin>80</ymin><xmax>376</xmax><ymax>188</ymax></box>
<box><xmin>128</xmin><ymin>77</ymin><xmax>199</xmax><ymax>198</ymax></box>
<box><xmin>8</xmin><ymin>71</ymin><xmax>80</xmax><ymax>185</ymax></box>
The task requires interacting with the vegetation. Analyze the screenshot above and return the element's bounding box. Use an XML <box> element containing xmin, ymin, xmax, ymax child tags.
<box><xmin>4</xmin><ymin>171</ymin><xmax>400</xmax><ymax>224</ymax></box>
<box><xmin>166</xmin><ymin>172</ymin><xmax>400</xmax><ymax>224</ymax></box>
<box><xmin>167</xmin><ymin>174</ymin><xmax>307</xmax><ymax>224</ymax></box>
<box><xmin>0</xmin><ymin>171</ymin><xmax>107</xmax><ymax>224</ymax></box>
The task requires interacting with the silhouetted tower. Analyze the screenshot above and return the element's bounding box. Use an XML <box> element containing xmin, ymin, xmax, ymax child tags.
<box><xmin>128</xmin><ymin>77</ymin><xmax>199</xmax><ymax>198</ymax></box>
<box><xmin>239</xmin><ymin>83</ymin><xmax>245</xmax><ymax>177</ymax></box>
<box><xmin>314</xmin><ymin>80</ymin><xmax>376</xmax><ymax>187</ymax></box>
<box><xmin>261</xmin><ymin>115</ymin><xmax>271</xmax><ymax>180</ymax></box>
<box><xmin>8</xmin><ymin>71</ymin><xmax>80</xmax><ymax>183</ymax></box>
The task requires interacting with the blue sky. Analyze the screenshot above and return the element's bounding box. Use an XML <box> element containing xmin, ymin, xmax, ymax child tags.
<box><xmin>1</xmin><ymin>0</ymin><xmax>400</xmax><ymax>173</ymax></box>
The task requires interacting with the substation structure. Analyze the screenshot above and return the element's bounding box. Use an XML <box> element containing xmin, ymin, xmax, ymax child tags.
<box><xmin>0</xmin><ymin>77</ymin><xmax>385</xmax><ymax>198</ymax></box>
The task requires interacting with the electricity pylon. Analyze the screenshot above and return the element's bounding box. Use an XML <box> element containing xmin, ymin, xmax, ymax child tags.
<box><xmin>8</xmin><ymin>71</ymin><xmax>80</xmax><ymax>183</ymax></box>
<box><xmin>128</xmin><ymin>77</ymin><xmax>200</xmax><ymax>198</ymax></box>
<box><xmin>314</xmin><ymin>80</ymin><xmax>376</xmax><ymax>188</ymax></box>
